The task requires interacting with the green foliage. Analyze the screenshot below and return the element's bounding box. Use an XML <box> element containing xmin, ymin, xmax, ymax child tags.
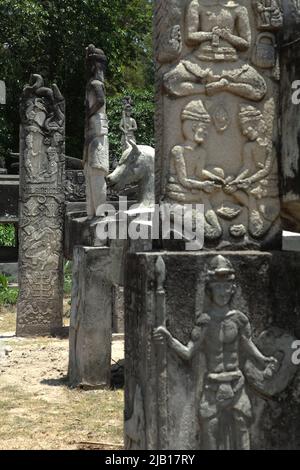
<box><xmin>64</xmin><ymin>260</ymin><xmax>72</xmax><ymax>296</ymax></box>
<box><xmin>107</xmin><ymin>88</ymin><xmax>155</xmax><ymax>163</ymax></box>
<box><xmin>0</xmin><ymin>274</ymin><xmax>18</xmax><ymax>305</ymax></box>
<box><xmin>0</xmin><ymin>224</ymin><xmax>16</xmax><ymax>247</ymax></box>
<box><xmin>0</xmin><ymin>0</ymin><xmax>154</xmax><ymax>162</ymax></box>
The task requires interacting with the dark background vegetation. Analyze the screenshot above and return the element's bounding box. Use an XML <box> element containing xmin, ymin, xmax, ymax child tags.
<box><xmin>0</xmin><ymin>0</ymin><xmax>154</xmax><ymax>164</ymax></box>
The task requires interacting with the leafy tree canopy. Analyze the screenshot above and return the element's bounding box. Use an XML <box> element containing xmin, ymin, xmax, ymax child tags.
<box><xmin>0</xmin><ymin>0</ymin><xmax>154</xmax><ymax>161</ymax></box>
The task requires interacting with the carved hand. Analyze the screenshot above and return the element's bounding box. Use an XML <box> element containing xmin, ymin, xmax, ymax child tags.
<box><xmin>237</xmin><ymin>179</ymin><xmax>251</xmax><ymax>190</ymax></box>
<box><xmin>224</xmin><ymin>184</ymin><xmax>237</xmax><ymax>195</ymax></box>
<box><xmin>153</xmin><ymin>326</ymin><xmax>171</xmax><ymax>344</ymax></box>
<box><xmin>201</xmin><ymin>181</ymin><xmax>216</xmax><ymax>193</ymax></box>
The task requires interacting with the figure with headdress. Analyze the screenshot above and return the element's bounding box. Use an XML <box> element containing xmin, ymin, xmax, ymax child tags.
<box><xmin>154</xmin><ymin>255</ymin><xmax>277</xmax><ymax>450</ymax></box>
<box><xmin>224</xmin><ymin>102</ymin><xmax>280</xmax><ymax>238</ymax></box>
<box><xmin>120</xmin><ymin>97</ymin><xmax>138</xmax><ymax>152</ymax></box>
<box><xmin>163</xmin><ymin>0</ymin><xmax>267</xmax><ymax>102</ymax></box>
<box><xmin>166</xmin><ymin>99</ymin><xmax>222</xmax><ymax>240</ymax></box>
<box><xmin>83</xmin><ymin>44</ymin><xmax>109</xmax><ymax>219</ymax></box>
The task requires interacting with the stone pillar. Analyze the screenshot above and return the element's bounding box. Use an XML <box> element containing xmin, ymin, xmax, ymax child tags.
<box><xmin>16</xmin><ymin>74</ymin><xmax>65</xmax><ymax>337</ymax></box>
<box><xmin>124</xmin><ymin>0</ymin><xmax>300</xmax><ymax>451</ymax></box>
<box><xmin>68</xmin><ymin>246</ymin><xmax>112</xmax><ymax>389</ymax></box>
<box><xmin>280</xmin><ymin>1</ymin><xmax>300</xmax><ymax>229</ymax></box>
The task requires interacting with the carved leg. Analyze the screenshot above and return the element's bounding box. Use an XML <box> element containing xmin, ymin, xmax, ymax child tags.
<box><xmin>164</xmin><ymin>63</ymin><xmax>206</xmax><ymax>97</ymax></box>
<box><xmin>232</xmin><ymin>413</ymin><xmax>251</xmax><ymax>450</ymax></box>
<box><xmin>201</xmin><ymin>417</ymin><xmax>219</xmax><ymax>450</ymax></box>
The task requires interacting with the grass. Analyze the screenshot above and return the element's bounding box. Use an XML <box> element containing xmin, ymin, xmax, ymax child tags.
<box><xmin>0</xmin><ymin>385</ymin><xmax>124</xmax><ymax>450</ymax></box>
<box><xmin>0</xmin><ymin>305</ymin><xmax>16</xmax><ymax>331</ymax></box>
<box><xmin>0</xmin><ymin>304</ymin><xmax>125</xmax><ymax>450</ymax></box>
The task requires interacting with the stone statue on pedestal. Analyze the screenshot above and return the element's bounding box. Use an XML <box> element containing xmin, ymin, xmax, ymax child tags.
<box><xmin>83</xmin><ymin>44</ymin><xmax>109</xmax><ymax>219</ymax></box>
<box><xmin>120</xmin><ymin>97</ymin><xmax>137</xmax><ymax>153</ymax></box>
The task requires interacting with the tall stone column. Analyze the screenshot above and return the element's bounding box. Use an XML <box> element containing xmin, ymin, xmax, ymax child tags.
<box><xmin>124</xmin><ymin>0</ymin><xmax>300</xmax><ymax>450</ymax></box>
<box><xmin>68</xmin><ymin>45</ymin><xmax>113</xmax><ymax>389</ymax></box>
<box><xmin>16</xmin><ymin>74</ymin><xmax>65</xmax><ymax>337</ymax></box>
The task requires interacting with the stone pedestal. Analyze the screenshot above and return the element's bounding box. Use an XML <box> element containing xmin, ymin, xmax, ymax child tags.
<box><xmin>68</xmin><ymin>246</ymin><xmax>112</xmax><ymax>389</ymax></box>
<box><xmin>125</xmin><ymin>251</ymin><xmax>300</xmax><ymax>450</ymax></box>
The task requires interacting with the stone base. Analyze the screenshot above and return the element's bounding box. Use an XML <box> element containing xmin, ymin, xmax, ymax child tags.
<box><xmin>125</xmin><ymin>251</ymin><xmax>300</xmax><ymax>450</ymax></box>
<box><xmin>68</xmin><ymin>246</ymin><xmax>112</xmax><ymax>389</ymax></box>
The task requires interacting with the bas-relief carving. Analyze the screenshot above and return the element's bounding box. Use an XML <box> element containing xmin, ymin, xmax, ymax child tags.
<box><xmin>252</xmin><ymin>0</ymin><xmax>283</xmax><ymax>31</ymax></box>
<box><xmin>153</xmin><ymin>255</ymin><xmax>296</xmax><ymax>450</ymax></box>
<box><xmin>17</xmin><ymin>74</ymin><xmax>65</xmax><ymax>334</ymax></box>
<box><xmin>65</xmin><ymin>170</ymin><xmax>86</xmax><ymax>202</ymax></box>
<box><xmin>156</xmin><ymin>0</ymin><xmax>282</xmax><ymax>247</ymax></box>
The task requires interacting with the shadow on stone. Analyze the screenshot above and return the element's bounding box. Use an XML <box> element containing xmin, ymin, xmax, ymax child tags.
<box><xmin>110</xmin><ymin>359</ymin><xmax>124</xmax><ymax>390</ymax></box>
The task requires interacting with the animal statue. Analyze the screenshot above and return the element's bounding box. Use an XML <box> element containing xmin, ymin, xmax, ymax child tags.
<box><xmin>107</xmin><ymin>141</ymin><xmax>155</xmax><ymax>209</ymax></box>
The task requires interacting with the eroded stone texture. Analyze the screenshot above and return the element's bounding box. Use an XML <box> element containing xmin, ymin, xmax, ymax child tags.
<box><xmin>280</xmin><ymin>1</ymin><xmax>300</xmax><ymax>230</ymax></box>
<box><xmin>155</xmin><ymin>0</ymin><xmax>282</xmax><ymax>248</ymax></box>
<box><xmin>68</xmin><ymin>246</ymin><xmax>112</xmax><ymax>389</ymax></box>
<box><xmin>125</xmin><ymin>251</ymin><xmax>300</xmax><ymax>450</ymax></box>
<box><xmin>120</xmin><ymin>96</ymin><xmax>138</xmax><ymax>153</ymax></box>
<box><xmin>17</xmin><ymin>74</ymin><xmax>65</xmax><ymax>337</ymax></box>
<box><xmin>83</xmin><ymin>45</ymin><xmax>109</xmax><ymax>219</ymax></box>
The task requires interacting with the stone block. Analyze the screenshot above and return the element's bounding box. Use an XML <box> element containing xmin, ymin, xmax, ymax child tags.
<box><xmin>68</xmin><ymin>246</ymin><xmax>112</xmax><ymax>389</ymax></box>
<box><xmin>125</xmin><ymin>251</ymin><xmax>300</xmax><ymax>450</ymax></box>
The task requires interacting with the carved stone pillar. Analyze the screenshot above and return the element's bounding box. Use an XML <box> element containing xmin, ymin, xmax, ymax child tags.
<box><xmin>124</xmin><ymin>0</ymin><xmax>300</xmax><ymax>451</ymax></box>
<box><xmin>16</xmin><ymin>74</ymin><xmax>65</xmax><ymax>337</ymax></box>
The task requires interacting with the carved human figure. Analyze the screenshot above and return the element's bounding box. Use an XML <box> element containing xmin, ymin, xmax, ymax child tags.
<box><xmin>166</xmin><ymin>99</ymin><xmax>222</xmax><ymax>240</ymax></box>
<box><xmin>163</xmin><ymin>0</ymin><xmax>267</xmax><ymax>101</ymax></box>
<box><xmin>120</xmin><ymin>99</ymin><xmax>138</xmax><ymax>152</ymax></box>
<box><xmin>83</xmin><ymin>44</ymin><xmax>109</xmax><ymax>219</ymax></box>
<box><xmin>154</xmin><ymin>255</ymin><xmax>277</xmax><ymax>450</ymax></box>
<box><xmin>253</xmin><ymin>0</ymin><xmax>283</xmax><ymax>29</ymax></box>
<box><xmin>224</xmin><ymin>103</ymin><xmax>280</xmax><ymax>238</ymax></box>
<box><xmin>24</xmin><ymin>133</ymin><xmax>38</xmax><ymax>180</ymax></box>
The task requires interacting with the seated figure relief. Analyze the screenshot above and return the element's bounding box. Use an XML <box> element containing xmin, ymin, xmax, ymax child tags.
<box><xmin>166</xmin><ymin>99</ymin><xmax>223</xmax><ymax>240</ymax></box>
<box><xmin>163</xmin><ymin>0</ymin><xmax>267</xmax><ymax>102</ymax></box>
<box><xmin>224</xmin><ymin>101</ymin><xmax>280</xmax><ymax>238</ymax></box>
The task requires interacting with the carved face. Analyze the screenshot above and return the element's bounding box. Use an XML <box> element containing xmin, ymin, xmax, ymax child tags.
<box><xmin>241</xmin><ymin>119</ymin><xmax>266</xmax><ymax>141</ymax></box>
<box><xmin>208</xmin><ymin>280</ymin><xmax>235</xmax><ymax>307</ymax></box>
<box><xmin>47</xmin><ymin>147</ymin><xmax>58</xmax><ymax>160</ymax></box>
<box><xmin>183</xmin><ymin>120</ymin><xmax>209</xmax><ymax>144</ymax></box>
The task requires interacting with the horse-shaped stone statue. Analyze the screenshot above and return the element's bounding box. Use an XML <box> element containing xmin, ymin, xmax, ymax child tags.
<box><xmin>107</xmin><ymin>141</ymin><xmax>155</xmax><ymax>209</ymax></box>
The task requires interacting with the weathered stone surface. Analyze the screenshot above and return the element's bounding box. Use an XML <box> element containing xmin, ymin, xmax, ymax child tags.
<box><xmin>120</xmin><ymin>96</ymin><xmax>138</xmax><ymax>152</ymax></box>
<box><xmin>125</xmin><ymin>251</ymin><xmax>300</xmax><ymax>450</ymax></box>
<box><xmin>283</xmin><ymin>230</ymin><xmax>300</xmax><ymax>251</ymax></box>
<box><xmin>68</xmin><ymin>246</ymin><xmax>112</xmax><ymax>389</ymax></box>
<box><xmin>65</xmin><ymin>169</ymin><xmax>86</xmax><ymax>202</ymax></box>
<box><xmin>154</xmin><ymin>0</ymin><xmax>282</xmax><ymax>248</ymax></box>
<box><xmin>16</xmin><ymin>74</ymin><xmax>65</xmax><ymax>337</ymax></box>
<box><xmin>112</xmin><ymin>285</ymin><xmax>124</xmax><ymax>334</ymax></box>
<box><xmin>83</xmin><ymin>45</ymin><xmax>109</xmax><ymax>219</ymax></box>
<box><xmin>280</xmin><ymin>1</ymin><xmax>300</xmax><ymax>229</ymax></box>
<box><xmin>107</xmin><ymin>142</ymin><xmax>155</xmax><ymax>210</ymax></box>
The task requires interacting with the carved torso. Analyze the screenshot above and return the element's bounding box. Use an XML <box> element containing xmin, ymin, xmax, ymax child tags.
<box><xmin>198</xmin><ymin>310</ymin><xmax>250</xmax><ymax>374</ymax></box>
